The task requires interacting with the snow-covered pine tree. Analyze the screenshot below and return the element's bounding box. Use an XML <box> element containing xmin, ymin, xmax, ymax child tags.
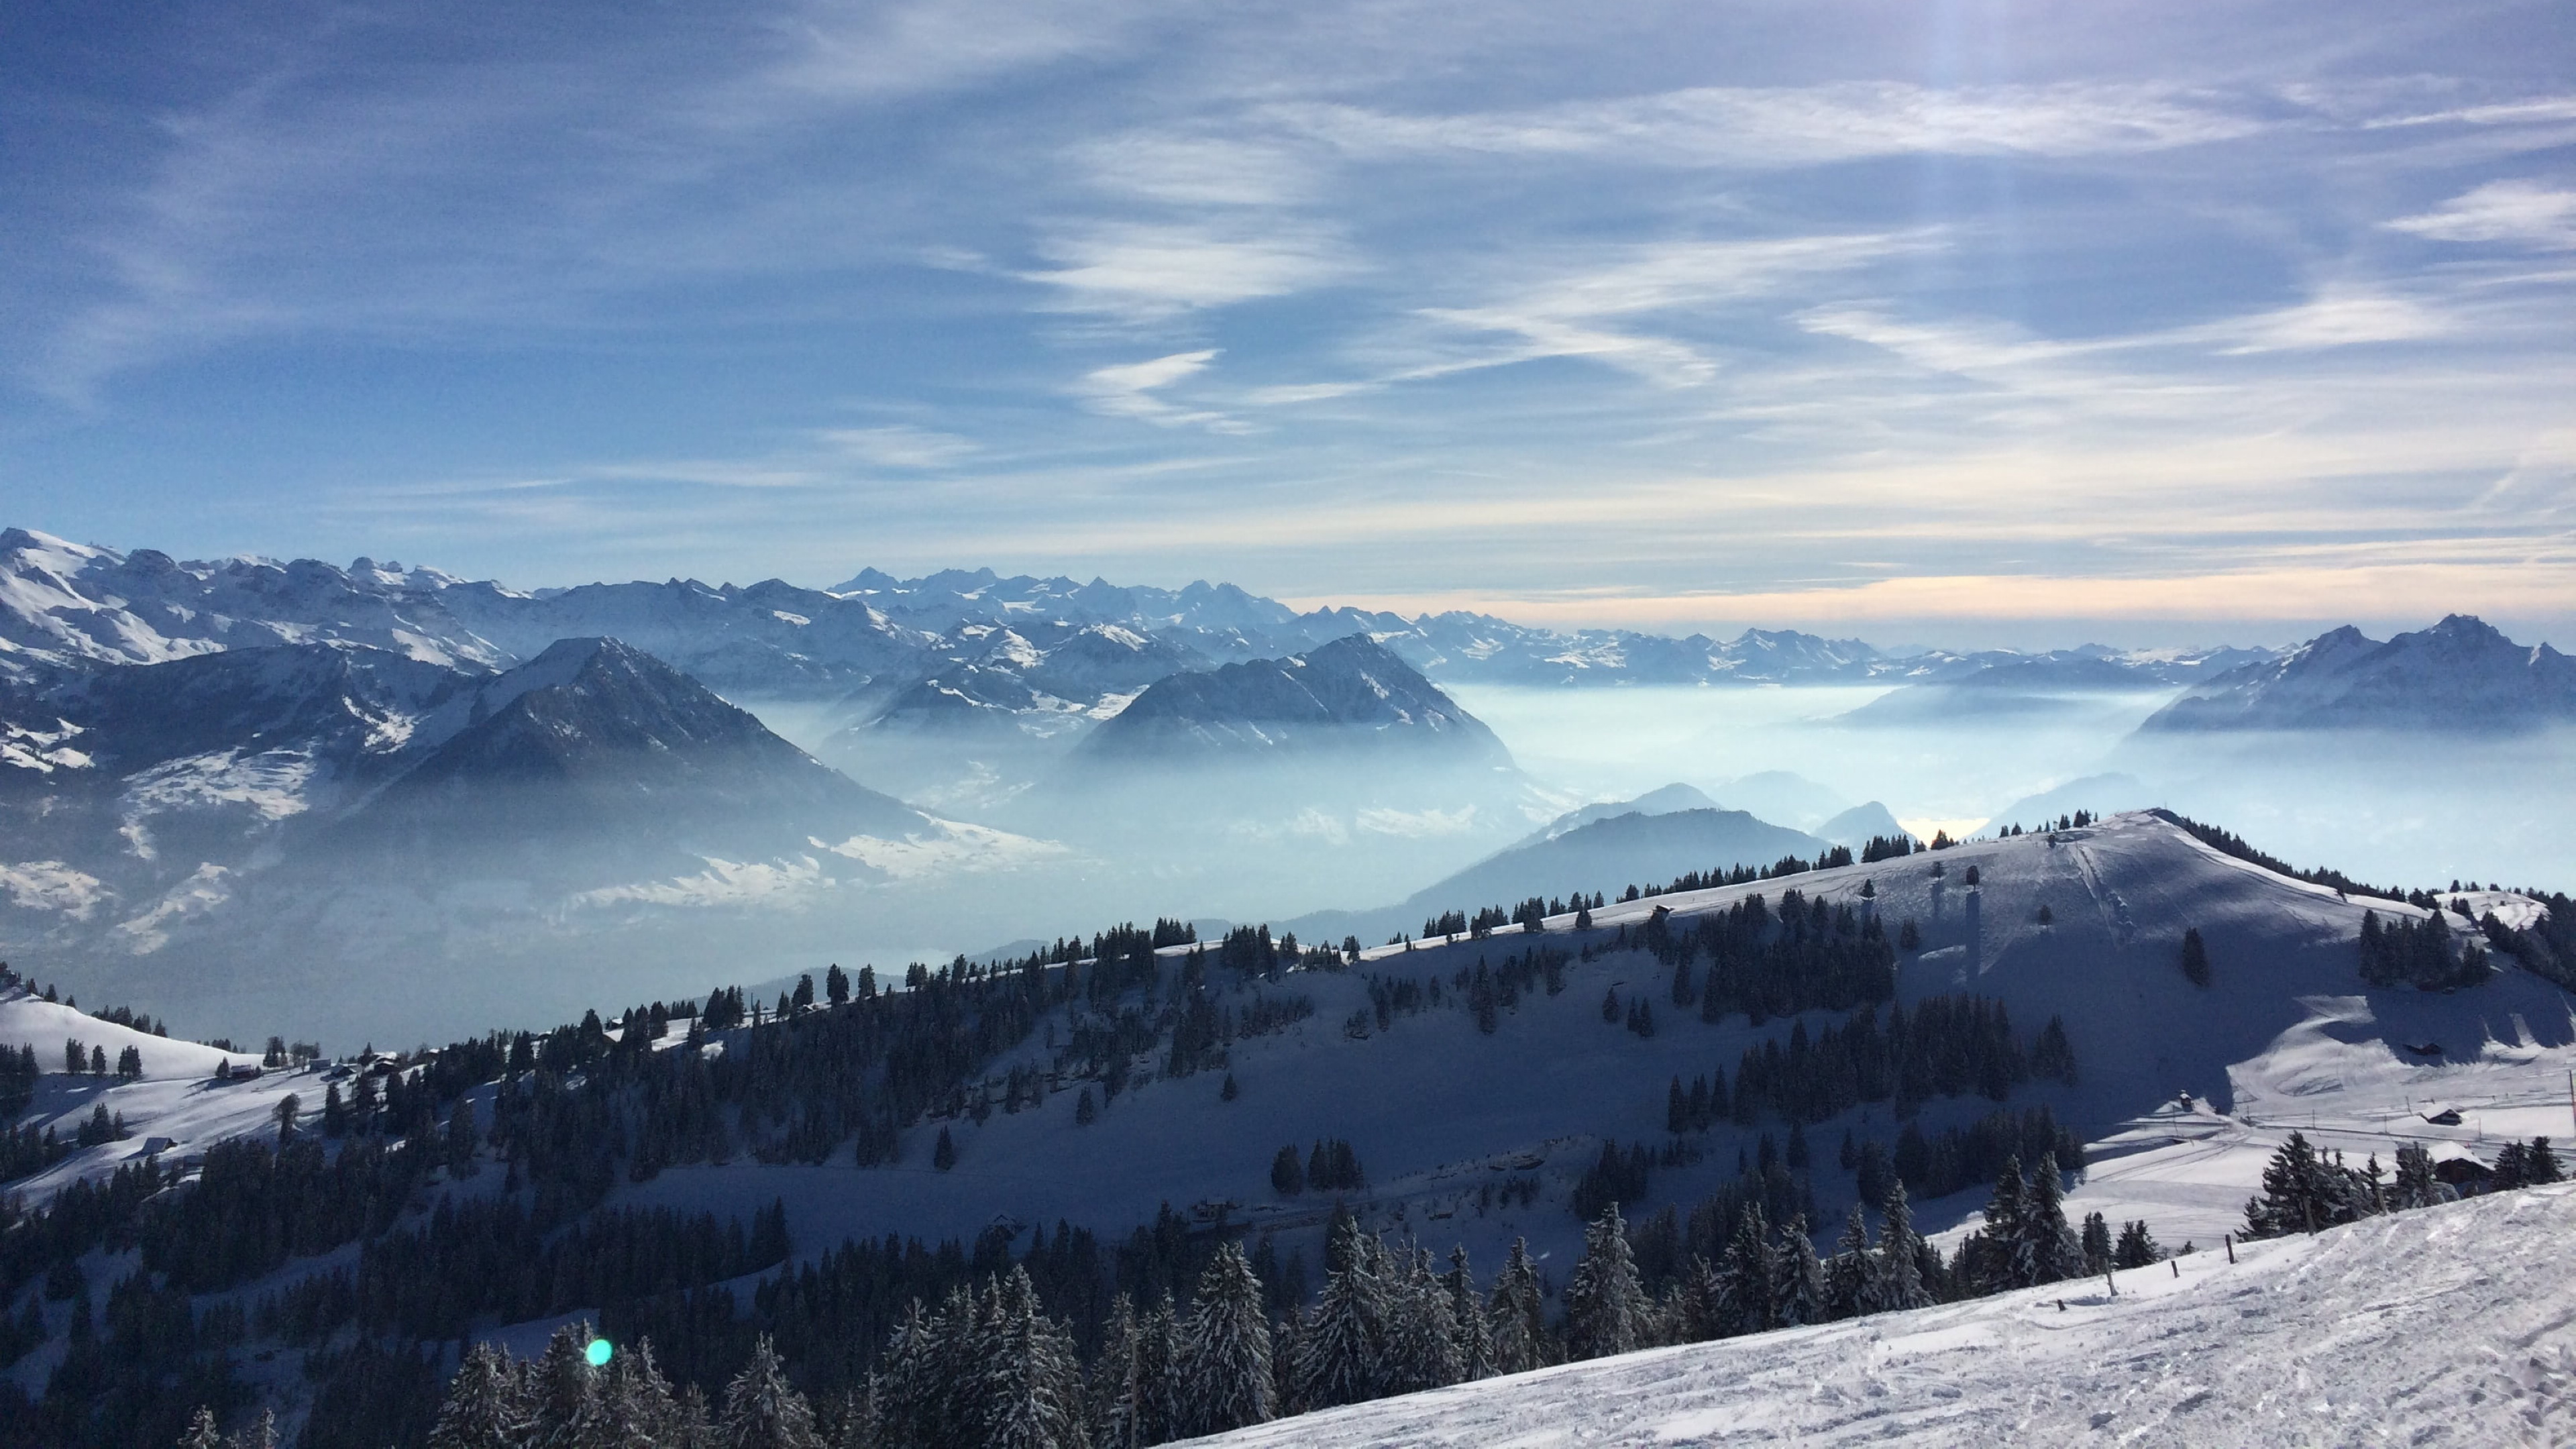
<box><xmin>1088</xmin><ymin>1295</ymin><xmax>1141</xmax><ymax>1449</ymax></box>
<box><xmin>2528</xmin><ymin>1137</ymin><xmax>2565</xmax><ymax>1184</ymax></box>
<box><xmin>1716</xmin><ymin>1203</ymin><xmax>1772</xmax><ymax>1334</ymax></box>
<box><xmin>1771</xmin><ymin>1215</ymin><xmax>1824</xmax><ymax>1328</ymax></box>
<box><xmin>1876</xmin><ymin>1181</ymin><xmax>1932</xmax><ymax>1310</ymax></box>
<box><xmin>1384</xmin><ymin>1244</ymin><xmax>1466</xmax><ymax>1393</ymax></box>
<box><xmin>1128</xmin><ymin>1294</ymin><xmax>1181</xmax><ymax>1444</ymax></box>
<box><xmin>1675</xmin><ymin>1254</ymin><xmax>1726</xmax><ymax>1342</ymax></box>
<box><xmin>1485</xmin><ymin>1238</ymin><xmax>1546</xmax><ymax>1375</ymax></box>
<box><xmin>527</xmin><ymin>1321</ymin><xmax>600</xmax><ymax>1449</ymax></box>
<box><xmin>1298</xmin><ymin>1218</ymin><xmax>1395</xmax><ymax>1407</ymax></box>
<box><xmin>1563</xmin><ymin>1204</ymin><xmax>1649</xmax><ymax>1360</ymax></box>
<box><xmin>832</xmin><ymin>1378</ymin><xmax>883</xmax><ymax>1449</ymax></box>
<box><xmin>1176</xmin><ymin>1242</ymin><xmax>1275</xmax><ymax>1436</ymax></box>
<box><xmin>876</xmin><ymin>1300</ymin><xmax>946</xmax><ymax>1448</ymax></box>
<box><xmin>720</xmin><ymin>1334</ymin><xmax>821</xmax><ymax>1449</ymax></box>
<box><xmin>1269</xmin><ymin>1306</ymin><xmax>1305</xmax><ymax>1418</ymax></box>
<box><xmin>179</xmin><ymin>1408</ymin><xmax>224</xmax><ymax>1449</ymax></box>
<box><xmin>2018</xmin><ymin>1152</ymin><xmax>2083</xmax><ymax>1286</ymax></box>
<box><xmin>1444</xmin><ymin>1246</ymin><xmax>1495</xmax><ymax>1379</ymax></box>
<box><xmin>1823</xmin><ymin>1206</ymin><xmax>1876</xmax><ymax>1320</ymax></box>
<box><xmin>2390</xmin><ymin>1142</ymin><xmax>2450</xmax><ymax>1211</ymax></box>
<box><xmin>427</xmin><ymin>1342</ymin><xmax>526</xmax><ymax>1449</ymax></box>
<box><xmin>2245</xmin><ymin>1132</ymin><xmax>2344</xmax><ymax>1238</ymax></box>
<box><xmin>1980</xmin><ymin>1156</ymin><xmax>2031</xmax><ymax>1291</ymax></box>
<box><xmin>983</xmin><ymin>1268</ymin><xmax>1090</xmax><ymax>1449</ymax></box>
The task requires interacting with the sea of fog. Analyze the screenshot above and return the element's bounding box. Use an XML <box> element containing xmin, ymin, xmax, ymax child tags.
<box><xmin>1448</xmin><ymin>686</ymin><xmax>2576</xmax><ymax>898</ymax></box>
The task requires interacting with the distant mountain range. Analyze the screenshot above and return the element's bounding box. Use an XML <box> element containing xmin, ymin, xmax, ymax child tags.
<box><xmin>0</xmin><ymin>529</ymin><xmax>2286</xmax><ymax>736</ymax></box>
<box><xmin>2141</xmin><ymin>615</ymin><xmax>2576</xmax><ymax>735</ymax></box>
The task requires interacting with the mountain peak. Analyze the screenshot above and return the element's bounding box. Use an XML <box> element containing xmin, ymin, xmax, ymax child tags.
<box><xmin>1077</xmin><ymin>631</ymin><xmax>1509</xmax><ymax>765</ymax></box>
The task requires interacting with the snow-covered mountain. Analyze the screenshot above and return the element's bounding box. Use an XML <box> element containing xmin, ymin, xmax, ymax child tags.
<box><xmin>0</xmin><ymin>634</ymin><xmax>1073</xmax><ymax>1044</ymax></box>
<box><xmin>1073</xmin><ymin>634</ymin><xmax>1509</xmax><ymax>765</ymax></box>
<box><xmin>2141</xmin><ymin>614</ymin><xmax>2576</xmax><ymax>734</ymax></box>
<box><xmin>1278</xmin><ymin>802</ymin><xmax>1831</xmax><ymax>947</ymax></box>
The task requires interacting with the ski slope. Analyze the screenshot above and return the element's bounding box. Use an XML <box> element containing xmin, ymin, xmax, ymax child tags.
<box><xmin>1193</xmin><ymin>1181</ymin><xmax>2576</xmax><ymax>1448</ymax></box>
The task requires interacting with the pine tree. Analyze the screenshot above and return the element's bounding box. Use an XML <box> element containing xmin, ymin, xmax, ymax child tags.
<box><xmin>933</xmin><ymin>1127</ymin><xmax>957</xmax><ymax>1171</ymax></box>
<box><xmin>1087</xmin><ymin>1295</ymin><xmax>1141</xmax><ymax>1449</ymax></box>
<box><xmin>720</xmin><ymin>1335</ymin><xmax>820</xmax><ymax>1449</ymax></box>
<box><xmin>1177</xmin><ymin>1242</ymin><xmax>1275</xmax><ymax>1436</ymax></box>
<box><xmin>1485</xmin><ymin>1238</ymin><xmax>1546</xmax><ymax>1375</ymax></box>
<box><xmin>2180</xmin><ymin>926</ymin><xmax>2211</xmax><ymax>987</ymax></box>
<box><xmin>832</xmin><ymin>1380</ymin><xmax>881</xmax><ymax>1449</ymax></box>
<box><xmin>2111</xmin><ymin>1220</ymin><xmax>2161</xmax><ymax>1269</ymax></box>
<box><xmin>179</xmin><ymin>1409</ymin><xmax>224</xmax><ymax>1449</ymax></box>
<box><xmin>984</xmin><ymin>1269</ymin><xmax>1089</xmax><ymax>1449</ymax></box>
<box><xmin>589</xmin><ymin>1340</ymin><xmax>682</xmax><ymax>1449</ymax></box>
<box><xmin>1444</xmin><ymin>1246</ymin><xmax>1495</xmax><ymax>1379</ymax></box>
<box><xmin>1717</xmin><ymin>1204</ymin><xmax>1773</xmax><ymax>1334</ymax></box>
<box><xmin>529</xmin><ymin>1321</ymin><xmax>600</xmax><ymax>1449</ymax></box>
<box><xmin>1270</xmin><ymin>1144</ymin><xmax>1304</xmax><ymax>1196</ymax></box>
<box><xmin>2019</xmin><ymin>1152</ymin><xmax>2082</xmax><ymax>1286</ymax></box>
<box><xmin>1383</xmin><ymin>1244</ymin><xmax>1466</xmax><ymax>1393</ymax></box>
<box><xmin>1978</xmin><ymin>1156</ymin><xmax>2030</xmax><ymax>1291</ymax></box>
<box><xmin>1128</xmin><ymin>1295</ymin><xmax>1179</xmax><ymax>1444</ymax></box>
<box><xmin>1564</xmin><ymin>1204</ymin><xmax>1649</xmax><ymax>1360</ymax></box>
<box><xmin>1297</xmin><ymin>1218</ymin><xmax>1387</xmax><ymax>1408</ymax></box>
<box><xmin>1824</xmin><ymin>1207</ymin><xmax>1876</xmax><ymax>1320</ymax></box>
<box><xmin>1771</xmin><ymin>1215</ymin><xmax>1823</xmax><ymax>1328</ymax></box>
<box><xmin>2528</xmin><ymin>1137</ymin><xmax>2565</xmax><ymax>1185</ymax></box>
<box><xmin>2079</xmin><ymin>1212</ymin><xmax>2112</xmax><ymax>1275</ymax></box>
<box><xmin>1876</xmin><ymin>1181</ymin><xmax>1931</xmax><ymax>1311</ymax></box>
<box><xmin>429</xmin><ymin>1342</ymin><xmax>527</xmax><ymax>1449</ymax></box>
<box><xmin>2391</xmin><ymin>1142</ymin><xmax>2449</xmax><ymax>1211</ymax></box>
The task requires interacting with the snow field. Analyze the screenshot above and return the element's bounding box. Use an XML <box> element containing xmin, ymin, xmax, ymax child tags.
<box><xmin>1191</xmin><ymin>1181</ymin><xmax>2576</xmax><ymax>1449</ymax></box>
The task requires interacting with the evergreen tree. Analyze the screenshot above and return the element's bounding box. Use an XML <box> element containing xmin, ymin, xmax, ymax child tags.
<box><xmin>933</xmin><ymin>1127</ymin><xmax>957</xmax><ymax>1171</ymax></box>
<box><xmin>429</xmin><ymin>1342</ymin><xmax>527</xmax><ymax>1449</ymax></box>
<box><xmin>1444</xmin><ymin>1247</ymin><xmax>1495</xmax><ymax>1380</ymax></box>
<box><xmin>2079</xmin><ymin>1212</ymin><xmax>2112</xmax><ymax>1275</ymax></box>
<box><xmin>1876</xmin><ymin>1181</ymin><xmax>1931</xmax><ymax>1311</ymax></box>
<box><xmin>2528</xmin><ymin>1137</ymin><xmax>2565</xmax><ymax>1185</ymax></box>
<box><xmin>1823</xmin><ymin>1206</ymin><xmax>1876</xmax><ymax>1320</ymax></box>
<box><xmin>2244</xmin><ymin>1132</ymin><xmax>2340</xmax><ymax>1238</ymax></box>
<box><xmin>1269</xmin><ymin>1144</ymin><xmax>1304</xmax><ymax>1196</ymax></box>
<box><xmin>1087</xmin><ymin>1296</ymin><xmax>1141</xmax><ymax>1449</ymax></box>
<box><xmin>1716</xmin><ymin>1204</ymin><xmax>1773</xmax><ymax>1335</ymax></box>
<box><xmin>1485</xmin><ymin>1238</ymin><xmax>1546</xmax><ymax>1375</ymax></box>
<box><xmin>2110</xmin><ymin>1220</ymin><xmax>2161</xmax><ymax>1269</ymax></box>
<box><xmin>1127</xmin><ymin>1295</ymin><xmax>1179</xmax><ymax>1445</ymax></box>
<box><xmin>528</xmin><ymin>1321</ymin><xmax>600</xmax><ymax>1449</ymax></box>
<box><xmin>2390</xmin><ymin>1142</ymin><xmax>2449</xmax><ymax>1211</ymax></box>
<box><xmin>984</xmin><ymin>1269</ymin><xmax>1089</xmax><ymax>1449</ymax></box>
<box><xmin>1176</xmin><ymin>1243</ymin><xmax>1275</xmax><ymax>1437</ymax></box>
<box><xmin>2180</xmin><ymin>927</ymin><xmax>2211</xmax><ymax>987</ymax></box>
<box><xmin>1772</xmin><ymin>1216</ymin><xmax>1824</xmax><ymax>1327</ymax></box>
<box><xmin>1978</xmin><ymin>1156</ymin><xmax>2031</xmax><ymax>1291</ymax></box>
<box><xmin>1296</xmin><ymin>1218</ymin><xmax>1388</xmax><ymax>1409</ymax></box>
<box><xmin>2018</xmin><ymin>1152</ymin><xmax>2082</xmax><ymax>1286</ymax></box>
<box><xmin>179</xmin><ymin>1408</ymin><xmax>224</xmax><ymax>1449</ymax></box>
<box><xmin>720</xmin><ymin>1335</ymin><xmax>820</xmax><ymax>1449</ymax></box>
<box><xmin>1564</xmin><ymin>1204</ymin><xmax>1649</xmax><ymax>1360</ymax></box>
<box><xmin>1384</xmin><ymin>1244</ymin><xmax>1466</xmax><ymax>1393</ymax></box>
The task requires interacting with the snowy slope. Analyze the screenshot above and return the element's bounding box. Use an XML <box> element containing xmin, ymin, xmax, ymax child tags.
<box><xmin>613</xmin><ymin>813</ymin><xmax>2571</xmax><ymax>1301</ymax></box>
<box><xmin>1191</xmin><ymin>1180</ymin><xmax>2576</xmax><ymax>1448</ymax></box>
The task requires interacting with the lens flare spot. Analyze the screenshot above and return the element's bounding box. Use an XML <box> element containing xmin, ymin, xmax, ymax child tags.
<box><xmin>585</xmin><ymin>1338</ymin><xmax>612</xmax><ymax>1367</ymax></box>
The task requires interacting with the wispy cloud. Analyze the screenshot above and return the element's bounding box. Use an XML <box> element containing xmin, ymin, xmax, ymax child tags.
<box><xmin>2388</xmin><ymin>180</ymin><xmax>2576</xmax><ymax>250</ymax></box>
<box><xmin>1272</xmin><ymin>81</ymin><xmax>2267</xmax><ymax>170</ymax></box>
<box><xmin>1078</xmin><ymin>349</ymin><xmax>1247</xmax><ymax>431</ymax></box>
<box><xmin>1025</xmin><ymin>220</ymin><xmax>1354</xmax><ymax>320</ymax></box>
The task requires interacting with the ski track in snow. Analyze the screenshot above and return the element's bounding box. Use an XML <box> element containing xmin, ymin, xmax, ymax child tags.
<box><xmin>1192</xmin><ymin>1183</ymin><xmax>2576</xmax><ymax>1449</ymax></box>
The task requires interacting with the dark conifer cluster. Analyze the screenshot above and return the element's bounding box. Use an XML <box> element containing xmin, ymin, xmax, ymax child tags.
<box><xmin>1632</xmin><ymin>890</ymin><xmax>1896</xmax><ymax>1026</ymax></box>
<box><xmin>2357</xmin><ymin>910</ymin><xmax>2491</xmax><ymax>989</ymax></box>
<box><xmin>2241</xmin><ymin>1132</ymin><xmax>2561</xmax><ymax>1240</ymax></box>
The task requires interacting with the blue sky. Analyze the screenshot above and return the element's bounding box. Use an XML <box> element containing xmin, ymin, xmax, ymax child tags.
<box><xmin>3</xmin><ymin>0</ymin><xmax>2572</xmax><ymax>646</ymax></box>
